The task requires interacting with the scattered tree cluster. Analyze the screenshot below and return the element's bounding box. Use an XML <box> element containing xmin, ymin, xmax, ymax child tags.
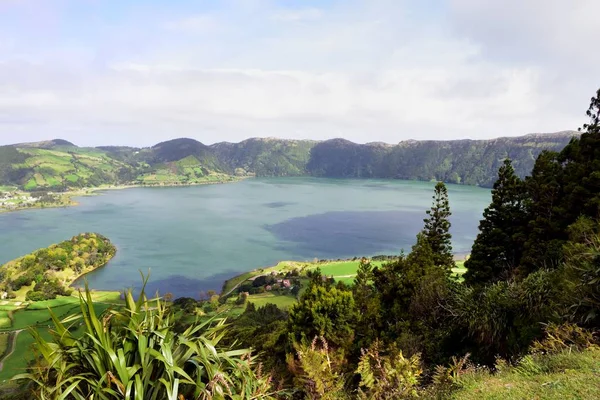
<box><xmin>0</xmin><ymin>233</ymin><xmax>116</xmax><ymax>301</ymax></box>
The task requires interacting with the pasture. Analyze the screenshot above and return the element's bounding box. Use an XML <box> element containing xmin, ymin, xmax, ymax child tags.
<box><xmin>0</xmin><ymin>291</ymin><xmax>123</xmax><ymax>380</ymax></box>
<box><xmin>247</xmin><ymin>293</ymin><xmax>297</xmax><ymax>309</ymax></box>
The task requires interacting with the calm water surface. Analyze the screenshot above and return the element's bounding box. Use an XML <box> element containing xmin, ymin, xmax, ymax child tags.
<box><xmin>0</xmin><ymin>178</ymin><xmax>490</xmax><ymax>297</ymax></box>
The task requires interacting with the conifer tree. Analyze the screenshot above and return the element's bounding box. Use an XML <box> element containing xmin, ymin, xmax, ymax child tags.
<box><xmin>560</xmin><ymin>88</ymin><xmax>600</xmax><ymax>223</ymax></box>
<box><xmin>521</xmin><ymin>150</ymin><xmax>565</xmax><ymax>271</ymax></box>
<box><xmin>353</xmin><ymin>258</ymin><xmax>381</xmax><ymax>349</ymax></box>
<box><xmin>423</xmin><ymin>181</ymin><xmax>454</xmax><ymax>272</ymax></box>
<box><xmin>520</xmin><ymin>88</ymin><xmax>600</xmax><ymax>272</ymax></box>
<box><xmin>464</xmin><ymin>159</ymin><xmax>527</xmax><ymax>285</ymax></box>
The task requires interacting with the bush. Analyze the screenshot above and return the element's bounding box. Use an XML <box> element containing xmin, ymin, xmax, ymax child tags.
<box><xmin>357</xmin><ymin>341</ymin><xmax>422</xmax><ymax>399</ymax></box>
<box><xmin>236</xmin><ymin>292</ymin><xmax>249</xmax><ymax>305</ymax></box>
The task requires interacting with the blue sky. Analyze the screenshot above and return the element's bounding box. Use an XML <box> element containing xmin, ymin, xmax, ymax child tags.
<box><xmin>0</xmin><ymin>0</ymin><xmax>597</xmax><ymax>146</ymax></box>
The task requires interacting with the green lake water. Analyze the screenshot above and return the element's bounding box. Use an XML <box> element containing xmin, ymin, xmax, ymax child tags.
<box><xmin>0</xmin><ymin>178</ymin><xmax>491</xmax><ymax>298</ymax></box>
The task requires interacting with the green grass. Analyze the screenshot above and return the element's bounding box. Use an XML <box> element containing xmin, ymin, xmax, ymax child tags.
<box><xmin>13</xmin><ymin>282</ymin><xmax>35</xmax><ymax>301</ymax></box>
<box><xmin>10</xmin><ymin>306</ymin><xmax>71</xmax><ymax>330</ymax></box>
<box><xmin>246</xmin><ymin>293</ymin><xmax>297</xmax><ymax>309</ymax></box>
<box><xmin>24</xmin><ymin>296</ymin><xmax>79</xmax><ymax>310</ymax></box>
<box><xmin>0</xmin><ymin>313</ymin><xmax>11</xmax><ymax>329</ymax></box>
<box><xmin>452</xmin><ymin>260</ymin><xmax>467</xmax><ymax>281</ymax></box>
<box><xmin>452</xmin><ymin>348</ymin><xmax>600</xmax><ymax>400</ymax></box>
<box><xmin>317</xmin><ymin>260</ymin><xmax>387</xmax><ymax>282</ymax></box>
<box><xmin>23</xmin><ymin>178</ymin><xmax>37</xmax><ymax>190</ymax></box>
<box><xmin>0</xmin><ymin>328</ymin><xmax>53</xmax><ymax>381</ymax></box>
<box><xmin>0</xmin><ymin>302</ymin><xmax>114</xmax><ymax>380</ymax></box>
<box><xmin>0</xmin><ymin>334</ymin><xmax>9</xmax><ymax>357</ymax></box>
<box><xmin>222</xmin><ymin>272</ymin><xmax>255</xmax><ymax>295</ymax></box>
<box><xmin>84</xmin><ymin>290</ymin><xmax>123</xmax><ymax>303</ymax></box>
<box><xmin>65</xmin><ymin>174</ymin><xmax>80</xmax><ymax>182</ymax></box>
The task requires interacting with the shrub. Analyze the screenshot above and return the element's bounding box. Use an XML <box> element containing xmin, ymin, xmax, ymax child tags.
<box><xmin>356</xmin><ymin>341</ymin><xmax>422</xmax><ymax>400</ymax></box>
<box><xmin>287</xmin><ymin>336</ymin><xmax>347</xmax><ymax>400</ymax></box>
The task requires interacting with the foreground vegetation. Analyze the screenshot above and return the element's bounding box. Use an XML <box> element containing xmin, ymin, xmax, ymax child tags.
<box><xmin>12</xmin><ymin>280</ymin><xmax>276</xmax><ymax>399</ymax></box>
<box><xmin>453</xmin><ymin>348</ymin><xmax>600</xmax><ymax>399</ymax></box>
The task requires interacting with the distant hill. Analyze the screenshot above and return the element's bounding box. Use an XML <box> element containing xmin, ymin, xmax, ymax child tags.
<box><xmin>306</xmin><ymin>132</ymin><xmax>580</xmax><ymax>186</ymax></box>
<box><xmin>0</xmin><ymin>131</ymin><xmax>579</xmax><ymax>190</ymax></box>
<box><xmin>211</xmin><ymin>137</ymin><xmax>317</xmax><ymax>176</ymax></box>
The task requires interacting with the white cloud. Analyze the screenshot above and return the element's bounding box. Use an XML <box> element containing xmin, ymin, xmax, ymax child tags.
<box><xmin>0</xmin><ymin>0</ymin><xmax>596</xmax><ymax>146</ymax></box>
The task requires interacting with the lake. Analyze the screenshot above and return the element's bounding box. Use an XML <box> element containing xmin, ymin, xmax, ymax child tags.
<box><xmin>0</xmin><ymin>178</ymin><xmax>491</xmax><ymax>298</ymax></box>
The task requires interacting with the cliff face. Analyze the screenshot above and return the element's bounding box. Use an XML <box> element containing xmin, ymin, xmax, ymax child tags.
<box><xmin>306</xmin><ymin>132</ymin><xmax>578</xmax><ymax>186</ymax></box>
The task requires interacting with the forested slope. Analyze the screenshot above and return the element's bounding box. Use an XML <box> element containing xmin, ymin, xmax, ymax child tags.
<box><xmin>0</xmin><ymin>132</ymin><xmax>577</xmax><ymax>190</ymax></box>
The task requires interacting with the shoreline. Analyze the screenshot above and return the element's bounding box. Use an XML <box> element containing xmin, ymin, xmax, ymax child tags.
<box><xmin>0</xmin><ymin>176</ymin><xmax>248</xmax><ymax>215</ymax></box>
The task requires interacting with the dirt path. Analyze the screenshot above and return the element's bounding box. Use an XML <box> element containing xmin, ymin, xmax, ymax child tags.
<box><xmin>0</xmin><ymin>330</ymin><xmax>23</xmax><ymax>372</ymax></box>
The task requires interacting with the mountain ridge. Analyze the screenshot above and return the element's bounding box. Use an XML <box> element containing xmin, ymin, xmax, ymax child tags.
<box><xmin>0</xmin><ymin>131</ymin><xmax>579</xmax><ymax>190</ymax></box>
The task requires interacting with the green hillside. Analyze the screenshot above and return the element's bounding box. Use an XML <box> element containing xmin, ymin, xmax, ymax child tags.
<box><xmin>306</xmin><ymin>132</ymin><xmax>578</xmax><ymax>186</ymax></box>
<box><xmin>0</xmin><ymin>139</ymin><xmax>233</xmax><ymax>191</ymax></box>
<box><xmin>211</xmin><ymin>137</ymin><xmax>317</xmax><ymax>176</ymax></box>
<box><xmin>0</xmin><ymin>141</ymin><xmax>135</xmax><ymax>190</ymax></box>
<box><xmin>0</xmin><ymin>131</ymin><xmax>578</xmax><ymax>191</ymax></box>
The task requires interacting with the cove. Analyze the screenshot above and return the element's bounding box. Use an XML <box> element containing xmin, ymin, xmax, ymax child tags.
<box><xmin>0</xmin><ymin>178</ymin><xmax>491</xmax><ymax>298</ymax></box>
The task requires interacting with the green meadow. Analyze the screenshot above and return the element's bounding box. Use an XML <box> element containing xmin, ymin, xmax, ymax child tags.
<box><xmin>0</xmin><ymin>291</ymin><xmax>123</xmax><ymax>380</ymax></box>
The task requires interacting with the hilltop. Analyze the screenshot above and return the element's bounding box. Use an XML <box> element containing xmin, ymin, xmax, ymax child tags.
<box><xmin>0</xmin><ymin>131</ymin><xmax>578</xmax><ymax>191</ymax></box>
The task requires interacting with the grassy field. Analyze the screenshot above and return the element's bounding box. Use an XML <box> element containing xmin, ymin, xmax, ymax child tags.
<box><xmin>0</xmin><ymin>334</ymin><xmax>8</xmax><ymax>358</ymax></box>
<box><xmin>0</xmin><ymin>329</ymin><xmax>54</xmax><ymax>381</ymax></box>
<box><xmin>0</xmin><ymin>291</ymin><xmax>123</xmax><ymax>380</ymax></box>
<box><xmin>246</xmin><ymin>293</ymin><xmax>297</xmax><ymax>309</ymax></box>
<box><xmin>317</xmin><ymin>259</ymin><xmax>387</xmax><ymax>284</ymax></box>
<box><xmin>15</xmin><ymin>147</ymin><xmax>129</xmax><ymax>191</ymax></box>
<box><xmin>452</xmin><ymin>348</ymin><xmax>600</xmax><ymax>399</ymax></box>
<box><xmin>453</xmin><ymin>260</ymin><xmax>467</xmax><ymax>281</ymax></box>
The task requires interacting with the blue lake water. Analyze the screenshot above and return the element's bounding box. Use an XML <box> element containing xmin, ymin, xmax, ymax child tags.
<box><xmin>0</xmin><ymin>178</ymin><xmax>491</xmax><ymax>298</ymax></box>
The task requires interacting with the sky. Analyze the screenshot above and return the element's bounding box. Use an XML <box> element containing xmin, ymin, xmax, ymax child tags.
<box><xmin>0</xmin><ymin>0</ymin><xmax>598</xmax><ymax>147</ymax></box>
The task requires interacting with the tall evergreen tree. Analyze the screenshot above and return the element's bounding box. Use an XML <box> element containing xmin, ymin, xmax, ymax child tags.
<box><xmin>521</xmin><ymin>150</ymin><xmax>566</xmax><ymax>271</ymax></box>
<box><xmin>559</xmin><ymin>88</ymin><xmax>600</xmax><ymax>222</ymax></box>
<box><xmin>352</xmin><ymin>258</ymin><xmax>381</xmax><ymax>350</ymax></box>
<box><xmin>520</xmin><ymin>88</ymin><xmax>600</xmax><ymax>273</ymax></box>
<box><xmin>423</xmin><ymin>181</ymin><xmax>454</xmax><ymax>272</ymax></box>
<box><xmin>464</xmin><ymin>159</ymin><xmax>527</xmax><ymax>285</ymax></box>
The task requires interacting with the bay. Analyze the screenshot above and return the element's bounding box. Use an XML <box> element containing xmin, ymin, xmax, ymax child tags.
<box><xmin>0</xmin><ymin>178</ymin><xmax>491</xmax><ymax>298</ymax></box>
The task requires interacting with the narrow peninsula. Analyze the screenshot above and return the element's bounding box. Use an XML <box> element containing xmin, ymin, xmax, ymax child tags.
<box><xmin>0</xmin><ymin>233</ymin><xmax>116</xmax><ymax>301</ymax></box>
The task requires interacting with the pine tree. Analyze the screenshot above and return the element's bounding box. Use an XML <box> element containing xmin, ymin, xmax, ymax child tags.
<box><xmin>560</xmin><ymin>88</ymin><xmax>600</xmax><ymax>223</ymax></box>
<box><xmin>423</xmin><ymin>181</ymin><xmax>454</xmax><ymax>273</ymax></box>
<box><xmin>520</xmin><ymin>88</ymin><xmax>600</xmax><ymax>272</ymax></box>
<box><xmin>353</xmin><ymin>258</ymin><xmax>381</xmax><ymax>350</ymax></box>
<box><xmin>464</xmin><ymin>159</ymin><xmax>527</xmax><ymax>285</ymax></box>
<box><xmin>521</xmin><ymin>150</ymin><xmax>565</xmax><ymax>271</ymax></box>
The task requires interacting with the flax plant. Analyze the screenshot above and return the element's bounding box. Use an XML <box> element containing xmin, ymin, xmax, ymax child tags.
<box><xmin>15</xmin><ymin>276</ymin><xmax>278</xmax><ymax>400</ymax></box>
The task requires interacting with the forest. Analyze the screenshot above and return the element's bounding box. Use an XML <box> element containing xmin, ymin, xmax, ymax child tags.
<box><xmin>1</xmin><ymin>88</ymin><xmax>599</xmax><ymax>399</ymax></box>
